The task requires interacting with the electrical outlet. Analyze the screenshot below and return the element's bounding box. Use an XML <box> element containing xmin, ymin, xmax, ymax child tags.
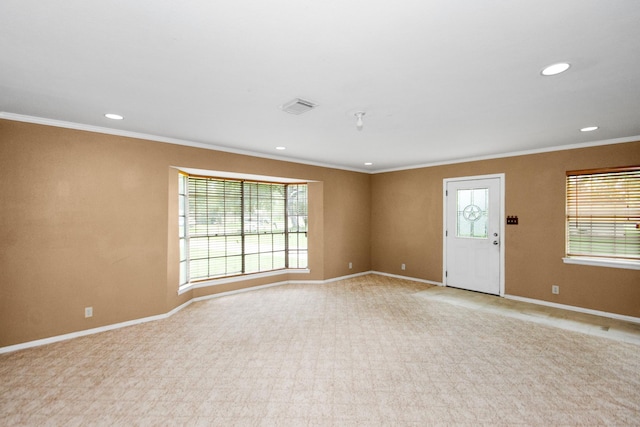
<box><xmin>401</xmin><ymin>263</ymin><xmax>406</xmax><ymax>271</ymax></box>
<box><xmin>552</xmin><ymin>285</ymin><xmax>559</xmax><ymax>295</ymax></box>
<box><xmin>85</xmin><ymin>307</ymin><xmax>93</xmax><ymax>318</ymax></box>
<box><xmin>349</xmin><ymin>262</ymin><xmax>353</xmax><ymax>269</ymax></box>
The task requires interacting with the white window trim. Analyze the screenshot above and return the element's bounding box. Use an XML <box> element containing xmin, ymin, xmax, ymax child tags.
<box><xmin>563</xmin><ymin>256</ymin><xmax>640</xmax><ymax>271</ymax></box>
<box><xmin>178</xmin><ymin>171</ymin><xmax>309</xmax><ymax>286</ymax></box>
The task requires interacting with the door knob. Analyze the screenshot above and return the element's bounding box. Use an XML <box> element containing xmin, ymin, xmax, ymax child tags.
<box><xmin>493</xmin><ymin>240</ymin><xmax>499</xmax><ymax>245</ymax></box>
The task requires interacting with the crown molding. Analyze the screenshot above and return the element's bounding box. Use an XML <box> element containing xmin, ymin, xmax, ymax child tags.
<box><xmin>2</xmin><ymin>112</ymin><xmax>638</xmax><ymax>175</ymax></box>
<box><xmin>373</xmin><ymin>134</ymin><xmax>640</xmax><ymax>174</ymax></box>
<box><xmin>0</xmin><ymin>112</ymin><xmax>368</xmax><ymax>174</ymax></box>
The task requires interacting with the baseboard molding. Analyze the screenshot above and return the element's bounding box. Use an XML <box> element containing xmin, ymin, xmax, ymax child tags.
<box><xmin>306</xmin><ymin>271</ymin><xmax>372</xmax><ymax>284</ymax></box>
<box><xmin>179</xmin><ymin>268</ymin><xmax>311</xmax><ymax>295</ymax></box>
<box><xmin>5</xmin><ymin>273</ymin><xmax>636</xmax><ymax>354</ymax></box>
<box><xmin>192</xmin><ymin>280</ymin><xmax>292</xmax><ymax>303</ymax></box>
<box><xmin>0</xmin><ymin>271</ymin><xmax>370</xmax><ymax>355</ymax></box>
<box><xmin>372</xmin><ymin>271</ymin><xmax>443</xmax><ymax>286</ymax></box>
<box><xmin>504</xmin><ymin>294</ymin><xmax>640</xmax><ymax>325</ymax></box>
<box><xmin>0</xmin><ymin>298</ymin><xmax>193</xmax><ymax>355</ymax></box>
<box><xmin>376</xmin><ymin>271</ymin><xmax>640</xmax><ymax>325</ymax></box>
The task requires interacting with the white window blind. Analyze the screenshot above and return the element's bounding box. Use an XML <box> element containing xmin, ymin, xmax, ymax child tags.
<box><xmin>179</xmin><ymin>173</ymin><xmax>308</xmax><ymax>287</ymax></box>
<box><xmin>566</xmin><ymin>166</ymin><xmax>640</xmax><ymax>261</ymax></box>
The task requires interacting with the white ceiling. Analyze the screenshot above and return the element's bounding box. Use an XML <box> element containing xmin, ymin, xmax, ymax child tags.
<box><xmin>2</xmin><ymin>0</ymin><xmax>640</xmax><ymax>172</ymax></box>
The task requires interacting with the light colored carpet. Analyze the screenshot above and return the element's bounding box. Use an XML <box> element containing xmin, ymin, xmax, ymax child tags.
<box><xmin>415</xmin><ymin>285</ymin><xmax>640</xmax><ymax>345</ymax></box>
<box><xmin>1</xmin><ymin>275</ymin><xmax>639</xmax><ymax>426</ymax></box>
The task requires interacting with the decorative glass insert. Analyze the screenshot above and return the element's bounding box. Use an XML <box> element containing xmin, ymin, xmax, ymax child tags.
<box><xmin>457</xmin><ymin>188</ymin><xmax>488</xmax><ymax>238</ymax></box>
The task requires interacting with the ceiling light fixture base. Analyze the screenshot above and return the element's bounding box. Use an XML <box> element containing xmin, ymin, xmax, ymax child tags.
<box><xmin>354</xmin><ymin>111</ymin><xmax>366</xmax><ymax>131</ymax></box>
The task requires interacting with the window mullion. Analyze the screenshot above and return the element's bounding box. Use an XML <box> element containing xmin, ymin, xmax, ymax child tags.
<box><xmin>284</xmin><ymin>184</ymin><xmax>290</xmax><ymax>268</ymax></box>
<box><xmin>241</xmin><ymin>181</ymin><xmax>246</xmax><ymax>274</ymax></box>
<box><xmin>184</xmin><ymin>177</ymin><xmax>191</xmax><ymax>284</ymax></box>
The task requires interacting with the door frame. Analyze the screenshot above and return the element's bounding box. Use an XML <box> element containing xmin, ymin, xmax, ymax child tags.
<box><xmin>442</xmin><ymin>173</ymin><xmax>506</xmax><ymax>296</ymax></box>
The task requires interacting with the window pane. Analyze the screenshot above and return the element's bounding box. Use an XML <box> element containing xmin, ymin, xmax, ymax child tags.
<box><xmin>189</xmin><ymin>237</ymin><xmax>209</xmax><ymax>259</ymax></box>
<box><xmin>473</xmin><ymin>188</ymin><xmax>487</xmax><ymax>210</ymax></box>
<box><xmin>178</xmin><ymin>216</ymin><xmax>185</xmax><ymax>238</ymax></box>
<box><xmin>178</xmin><ymin>173</ymin><xmax>186</xmax><ymax>193</ymax></box>
<box><xmin>273</xmin><ymin>251</ymin><xmax>286</xmax><ymax>269</ymax></box>
<box><xmin>273</xmin><ymin>233</ymin><xmax>285</xmax><ymax>251</ymax></box>
<box><xmin>258</xmin><ymin>219</ymin><xmax>271</xmax><ymax>234</ymax></box>
<box><xmin>190</xmin><ymin>258</ymin><xmax>208</xmax><ymax>280</ymax></box>
<box><xmin>272</xmin><ymin>199</ymin><xmax>286</xmax><ymax>230</ymax></box>
<box><xmin>259</xmin><ymin>253</ymin><xmax>273</xmax><ymax>271</ymax></box>
<box><xmin>178</xmin><ymin>194</ymin><xmax>185</xmax><ymax>217</ymax></box>
<box><xmin>288</xmin><ymin>251</ymin><xmax>308</xmax><ymax>269</ymax></box>
<box><xmin>226</xmin><ymin>236</ymin><xmax>242</xmax><ymax>256</ymax></box>
<box><xmin>210</xmin><ymin>257</ymin><xmax>226</xmax><ymax>277</ymax></box>
<box><xmin>287</xmin><ymin>184</ymin><xmax>308</xmax><ymax>232</ymax></box>
<box><xmin>457</xmin><ymin>188</ymin><xmax>471</xmax><ymax>208</ymax></box>
<box><xmin>288</xmin><ymin>233</ymin><xmax>298</xmax><ymax>250</ymax></box>
<box><xmin>225</xmin><ymin>209</ymin><xmax>242</xmax><ymax>235</ymax></box>
<box><xmin>245</xmin><ymin>235</ymin><xmax>259</xmax><ymax>254</ymax></box>
<box><xmin>209</xmin><ymin>236</ymin><xmax>226</xmax><ymax>257</ymax></box>
<box><xmin>227</xmin><ymin>255</ymin><xmax>243</xmax><ymax>275</ymax></box>
<box><xmin>179</xmin><ymin>238</ymin><xmax>186</xmax><ymax>261</ymax></box>
<box><xmin>245</xmin><ymin>254</ymin><xmax>259</xmax><ymax>273</ymax></box>
<box><xmin>299</xmin><ymin>232</ymin><xmax>308</xmax><ymax>251</ymax></box>
<box><xmin>258</xmin><ymin>183</ymin><xmax>273</xmax><ymax>198</ymax></box>
<box><xmin>259</xmin><ymin>234</ymin><xmax>273</xmax><ymax>252</ymax></box>
<box><xmin>179</xmin><ymin>261</ymin><xmax>187</xmax><ymax>285</ymax></box>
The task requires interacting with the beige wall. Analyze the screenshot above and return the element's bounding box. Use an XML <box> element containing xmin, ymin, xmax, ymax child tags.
<box><xmin>1</xmin><ymin>118</ymin><xmax>638</xmax><ymax>348</ymax></box>
<box><xmin>372</xmin><ymin>141</ymin><xmax>640</xmax><ymax>318</ymax></box>
<box><xmin>0</xmin><ymin>120</ymin><xmax>371</xmax><ymax>347</ymax></box>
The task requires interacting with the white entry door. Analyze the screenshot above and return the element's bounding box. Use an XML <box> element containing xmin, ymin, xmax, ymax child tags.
<box><xmin>445</xmin><ymin>176</ymin><xmax>503</xmax><ymax>295</ymax></box>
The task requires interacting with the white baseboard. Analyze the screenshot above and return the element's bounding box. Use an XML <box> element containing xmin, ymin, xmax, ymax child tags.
<box><xmin>192</xmin><ymin>280</ymin><xmax>291</xmax><ymax>303</ymax></box>
<box><xmin>374</xmin><ymin>271</ymin><xmax>640</xmax><ymax>325</ymax></box>
<box><xmin>0</xmin><ymin>271</ymin><xmax>370</xmax><ymax>355</ymax></box>
<box><xmin>504</xmin><ymin>294</ymin><xmax>640</xmax><ymax>325</ymax></box>
<box><xmin>372</xmin><ymin>270</ymin><xmax>443</xmax><ymax>286</ymax></box>
<box><xmin>0</xmin><ymin>299</ymin><xmax>193</xmax><ymax>355</ymax></box>
<box><xmin>5</xmin><ymin>273</ymin><xmax>637</xmax><ymax>354</ymax></box>
<box><xmin>309</xmin><ymin>271</ymin><xmax>372</xmax><ymax>284</ymax></box>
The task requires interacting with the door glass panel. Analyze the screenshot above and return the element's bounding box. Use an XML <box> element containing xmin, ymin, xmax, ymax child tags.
<box><xmin>456</xmin><ymin>188</ymin><xmax>488</xmax><ymax>239</ymax></box>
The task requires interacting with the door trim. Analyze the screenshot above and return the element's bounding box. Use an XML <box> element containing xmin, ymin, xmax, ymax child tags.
<box><xmin>443</xmin><ymin>173</ymin><xmax>505</xmax><ymax>296</ymax></box>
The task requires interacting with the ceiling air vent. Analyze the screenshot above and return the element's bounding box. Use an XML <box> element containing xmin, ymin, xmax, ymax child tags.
<box><xmin>281</xmin><ymin>98</ymin><xmax>318</xmax><ymax>115</ymax></box>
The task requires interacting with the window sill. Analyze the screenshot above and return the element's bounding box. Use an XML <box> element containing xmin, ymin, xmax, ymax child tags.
<box><xmin>563</xmin><ymin>257</ymin><xmax>640</xmax><ymax>271</ymax></box>
<box><xmin>178</xmin><ymin>268</ymin><xmax>310</xmax><ymax>295</ymax></box>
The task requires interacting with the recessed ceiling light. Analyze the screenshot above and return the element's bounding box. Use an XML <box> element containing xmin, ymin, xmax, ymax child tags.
<box><xmin>580</xmin><ymin>126</ymin><xmax>599</xmax><ymax>132</ymax></box>
<box><xmin>541</xmin><ymin>62</ymin><xmax>570</xmax><ymax>76</ymax></box>
<box><xmin>364</xmin><ymin>162</ymin><xmax>373</xmax><ymax>166</ymax></box>
<box><xmin>104</xmin><ymin>113</ymin><xmax>124</xmax><ymax>120</ymax></box>
<box><xmin>276</xmin><ymin>146</ymin><xmax>286</xmax><ymax>150</ymax></box>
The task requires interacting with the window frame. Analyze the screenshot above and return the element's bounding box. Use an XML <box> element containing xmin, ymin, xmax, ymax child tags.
<box><xmin>563</xmin><ymin>165</ymin><xmax>640</xmax><ymax>270</ymax></box>
<box><xmin>178</xmin><ymin>172</ymin><xmax>309</xmax><ymax>292</ymax></box>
